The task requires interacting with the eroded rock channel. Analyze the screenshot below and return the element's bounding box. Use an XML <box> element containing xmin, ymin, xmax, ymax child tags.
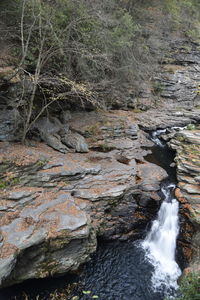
<box><xmin>0</xmin><ymin>110</ymin><xmax>199</xmax><ymax>299</ymax></box>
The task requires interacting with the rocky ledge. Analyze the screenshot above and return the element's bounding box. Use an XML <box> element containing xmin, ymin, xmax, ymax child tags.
<box><xmin>1</xmin><ymin>107</ymin><xmax>200</xmax><ymax>288</ymax></box>
<box><xmin>170</xmin><ymin>129</ymin><xmax>200</xmax><ymax>273</ymax></box>
<box><xmin>0</xmin><ymin>111</ymin><xmax>169</xmax><ymax>288</ymax></box>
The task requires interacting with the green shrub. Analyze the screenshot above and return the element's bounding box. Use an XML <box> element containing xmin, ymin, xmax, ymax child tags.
<box><xmin>1</xmin><ymin>0</ymin><xmax>138</xmax><ymax>84</ymax></box>
<box><xmin>187</xmin><ymin>124</ymin><xmax>196</xmax><ymax>130</ymax></box>
<box><xmin>175</xmin><ymin>272</ymin><xmax>200</xmax><ymax>300</ymax></box>
<box><xmin>152</xmin><ymin>81</ymin><xmax>163</xmax><ymax>95</ymax></box>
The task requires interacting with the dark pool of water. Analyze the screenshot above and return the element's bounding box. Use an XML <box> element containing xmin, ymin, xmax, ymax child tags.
<box><xmin>79</xmin><ymin>240</ymin><xmax>170</xmax><ymax>300</ymax></box>
<box><xmin>0</xmin><ymin>273</ymin><xmax>78</xmax><ymax>300</ymax></box>
<box><xmin>145</xmin><ymin>144</ymin><xmax>177</xmax><ymax>182</ymax></box>
<box><xmin>0</xmin><ymin>241</ymin><xmax>168</xmax><ymax>300</ymax></box>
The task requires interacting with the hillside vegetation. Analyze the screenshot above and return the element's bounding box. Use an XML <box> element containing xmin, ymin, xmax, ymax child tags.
<box><xmin>0</xmin><ymin>0</ymin><xmax>200</xmax><ymax>140</ymax></box>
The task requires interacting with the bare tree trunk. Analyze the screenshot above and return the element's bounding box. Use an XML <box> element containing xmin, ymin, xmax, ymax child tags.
<box><xmin>21</xmin><ymin>0</ymin><xmax>45</xmax><ymax>143</ymax></box>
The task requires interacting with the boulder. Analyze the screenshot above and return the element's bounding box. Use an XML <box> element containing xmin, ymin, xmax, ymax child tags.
<box><xmin>33</xmin><ymin>116</ymin><xmax>89</xmax><ymax>153</ymax></box>
<box><xmin>61</xmin><ymin>131</ymin><xmax>89</xmax><ymax>153</ymax></box>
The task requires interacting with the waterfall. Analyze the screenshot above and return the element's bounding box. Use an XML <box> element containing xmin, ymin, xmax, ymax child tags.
<box><xmin>142</xmin><ymin>129</ymin><xmax>182</xmax><ymax>294</ymax></box>
<box><xmin>151</xmin><ymin>129</ymin><xmax>166</xmax><ymax>147</ymax></box>
<box><xmin>142</xmin><ymin>183</ymin><xmax>181</xmax><ymax>292</ymax></box>
<box><xmin>151</xmin><ymin>126</ymin><xmax>187</xmax><ymax>147</ymax></box>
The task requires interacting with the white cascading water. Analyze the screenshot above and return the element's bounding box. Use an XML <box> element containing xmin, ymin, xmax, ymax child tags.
<box><xmin>142</xmin><ymin>184</ymin><xmax>181</xmax><ymax>292</ymax></box>
<box><xmin>151</xmin><ymin>129</ymin><xmax>166</xmax><ymax>147</ymax></box>
<box><xmin>151</xmin><ymin>126</ymin><xmax>187</xmax><ymax>147</ymax></box>
<box><xmin>142</xmin><ymin>129</ymin><xmax>182</xmax><ymax>294</ymax></box>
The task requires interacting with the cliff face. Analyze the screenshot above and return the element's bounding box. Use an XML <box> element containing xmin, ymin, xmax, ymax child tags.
<box><xmin>0</xmin><ymin>111</ymin><xmax>169</xmax><ymax>287</ymax></box>
<box><xmin>170</xmin><ymin>129</ymin><xmax>200</xmax><ymax>273</ymax></box>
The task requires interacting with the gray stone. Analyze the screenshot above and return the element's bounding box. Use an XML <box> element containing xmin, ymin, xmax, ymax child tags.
<box><xmin>0</xmin><ymin>256</ymin><xmax>16</xmax><ymax>285</ymax></box>
<box><xmin>0</xmin><ymin>110</ymin><xmax>174</xmax><ymax>288</ymax></box>
<box><xmin>33</xmin><ymin>117</ymin><xmax>89</xmax><ymax>153</ymax></box>
<box><xmin>0</xmin><ymin>108</ymin><xmax>21</xmax><ymax>141</ymax></box>
<box><xmin>61</xmin><ymin>110</ymin><xmax>72</xmax><ymax>123</ymax></box>
<box><xmin>61</xmin><ymin>131</ymin><xmax>89</xmax><ymax>153</ymax></box>
<box><xmin>41</xmin><ymin>132</ymin><xmax>68</xmax><ymax>153</ymax></box>
<box><xmin>43</xmin><ymin>162</ymin><xmax>64</xmax><ymax>170</ymax></box>
<box><xmin>170</xmin><ymin>128</ymin><xmax>200</xmax><ymax>272</ymax></box>
<box><xmin>125</xmin><ymin>124</ymin><xmax>138</xmax><ymax>139</ymax></box>
<box><xmin>8</xmin><ymin>191</ymin><xmax>33</xmax><ymax>200</ymax></box>
<box><xmin>194</xmin><ymin>176</ymin><xmax>200</xmax><ymax>183</ymax></box>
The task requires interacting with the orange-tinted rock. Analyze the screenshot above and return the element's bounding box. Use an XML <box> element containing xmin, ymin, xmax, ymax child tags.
<box><xmin>0</xmin><ymin>115</ymin><xmax>167</xmax><ymax>288</ymax></box>
<box><xmin>170</xmin><ymin>129</ymin><xmax>200</xmax><ymax>274</ymax></box>
<box><xmin>175</xmin><ymin>188</ymin><xmax>187</xmax><ymax>203</ymax></box>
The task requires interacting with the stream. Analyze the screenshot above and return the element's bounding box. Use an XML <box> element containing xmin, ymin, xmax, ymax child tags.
<box><xmin>142</xmin><ymin>182</ymin><xmax>181</xmax><ymax>293</ymax></box>
<box><xmin>0</xmin><ymin>129</ymin><xmax>183</xmax><ymax>300</ymax></box>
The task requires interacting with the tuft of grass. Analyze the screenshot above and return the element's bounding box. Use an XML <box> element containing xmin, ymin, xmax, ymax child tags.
<box><xmin>186</xmin><ymin>124</ymin><xmax>196</xmax><ymax>130</ymax></box>
<box><xmin>152</xmin><ymin>81</ymin><xmax>163</xmax><ymax>95</ymax></box>
<box><xmin>0</xmin><ymin>180</ymin><xmax>7</xmax><ymax>189</ymax></box>
<box><xmin>165</xmin><ymin>272</ymin><xmax>200</xmax><ymax>300</ymax></box>
<box><xmin>0</xmin><ymin>176</ymin><xmax>20</xmax><ymax>189</ymax></box>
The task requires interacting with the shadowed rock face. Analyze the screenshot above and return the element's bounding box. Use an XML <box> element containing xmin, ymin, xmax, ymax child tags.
<box><xmin>170</xmin><ymin>129</ymin><xmax>200</xmax><ymax>273</ymax></box>
<box><xmin>0</xmin><ymin>111</ymin><xmax>169</xmax><ymax>288</ymax></box>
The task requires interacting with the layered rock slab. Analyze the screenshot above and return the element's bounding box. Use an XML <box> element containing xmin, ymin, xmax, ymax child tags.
<box><xmin>170</xmin><ymin>129</ymin><xmax>200</xmax><ymax>273</ymax></box>
<box><xmin>0</xmin><ymin>117</ymin><xmax>167</xmax><ymax>287</ymax></box>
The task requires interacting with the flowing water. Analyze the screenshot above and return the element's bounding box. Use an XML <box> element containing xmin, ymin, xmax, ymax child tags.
<box><xmin>142</xmin><ymin>183</ymin><xmax>181</xmax><ymax>294</ymax></box>
<box><xmin>151</xmin><ymin>129</ymin><xmax>167</xmax><ymax>147</ymax></box>
<box><xmin>0</xmin><ymin>128</ymin><xmax>183</xmax><ymax>300</ymax></box>
<box><xmin>79</xmin><ymin>131</ymin><xmax>182</xmax><ymax>299</ymax></box>
<box><xmin>142</xmin><ymin>128</ymin><xmax>182</xmax><ymax>295</ymax></box>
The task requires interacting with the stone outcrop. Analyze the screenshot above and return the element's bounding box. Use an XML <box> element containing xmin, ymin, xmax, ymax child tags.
<box><xmin>153</xmin><ymin>40</ymin><xmax>200</xmax><ymax>109</ymax></box>
<box><xmin>0</xmin><ymin>73</ymin><xmax>89</xmax><ymax>153</ymax></box>
<box><xmin>33</xmin><ymin>116</ymin><xmax>89</xmax><ymax>153</ymax></box>
<box><xmin>1</xmin><ymin>38</ymin><xmax>200</xmax><ymax>145</ymax></box>
<box><xmin>136</xmin><ymin>108</ymin><xmax>200</xmax><ymax>131</ymax></box>
<box><xmin>1</xmin><ymin>107</ymin><xmax>200</xmax><ymax>288</ymax></box>
<box><xmin>170</xmin><ymin>129</ymin><xmax>200</xmax><ymax>273</ymax></box>
<box><xmin>122</xmin><ymin>39</ymin><xmax>200</xmax><ymax>111</ymax></box>
<box><xmin>1</xmin><ymin>2</ymin><xmax>200</xmax><ymax>290</ymax></box>
<box><xmin>0</xmin><ymin>111</ymin><xmax>169</xmax><ymax>288</ymax></box>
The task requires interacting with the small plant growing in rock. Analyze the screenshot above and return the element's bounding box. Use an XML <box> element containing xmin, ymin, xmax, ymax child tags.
<box><xmin>165</xmin><ymin>272</ymin><xmax>200</xmax><ymax>300</ymax></box>
<box><xmin>186</xmin><ymin>124</ymin><xmax>196</xmax><ymax>130</ymax></box>
<box><xmin>71</xmin><ymin>291</ymin><xmax>99</xmax><ymax>300</ymax></box>
<box><xmin>0</xmin><ymin>179</ymin><xmax>8</xmax><ymax>189</ymax></box>
<box><xmin>152</xmin><ymin>81</ymin><xmax>163</xmax><ymax>95</ymax></box>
